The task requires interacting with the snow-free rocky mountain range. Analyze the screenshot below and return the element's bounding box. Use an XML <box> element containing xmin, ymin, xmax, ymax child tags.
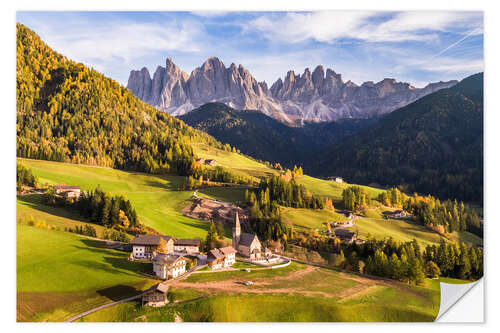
<box><xmin>127</xmin><ymin>57</ymin><xmax>458</xmax><ymax>123</ymax></box>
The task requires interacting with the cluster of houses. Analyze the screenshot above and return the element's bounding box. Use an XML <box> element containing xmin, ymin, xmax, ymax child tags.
<box><xmin>129</xmin><ymin>234</ymin><xmax>197</xmax><ymax>279</ymax></box>
<box><xmin>129</xmin><ymin>211</ymin><xmax>266</xmax><ymax>280</ymax></box>
<box><xmin>195</xmin><ymin>158</ymin><xmax>217</xmax><ymax>166</ymax></box>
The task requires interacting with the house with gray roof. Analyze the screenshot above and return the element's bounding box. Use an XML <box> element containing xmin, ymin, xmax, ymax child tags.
<box><xmin>130</xmin><ymin>234</ymin><xmax>174</xmax><ymax>259</ymax></box>
<box><xmin>152</xmin><ymin>253</ymin><xmax>186</xmax><ymax>279</ymax></box>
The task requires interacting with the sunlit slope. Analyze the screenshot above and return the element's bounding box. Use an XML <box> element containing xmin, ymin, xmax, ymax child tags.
<box><xmin>191</xmin><ymin>142</ymin><xmax>277</xmax><ymax>181</ymax></box>
<box><xmin>17</xmin><ymin>224</ymin><xmax>155</xmax><ymax>321</ymax></box>
<box><xmin>18</xmin><ymin>158</ymin><xmax>210</xmax><ymax>238</ymax></box>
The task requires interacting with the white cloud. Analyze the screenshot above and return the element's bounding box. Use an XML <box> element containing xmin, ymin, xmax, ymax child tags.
<box><xmin>248</xmin><ymin>11</ymin><xmax>375</xmax><ymax>44</ymax></box>
<box><xmin>190</xmin><ymin>11</ymin><xmax>229</xmax><ymax>18</ymax></box>
<box><xmin>419</xmin><ymin>58</ymin><xmax>484</xmax><ymax>74</ymax></box>
<box><xmin>34</xmin><ymin>19</ymin><xmax>205</xmax><ymax>65</ymax></box>
<box><xmin>247</xmin><ymin>11</ymin><xmax>483</xmax><ymax>44</ymax></box>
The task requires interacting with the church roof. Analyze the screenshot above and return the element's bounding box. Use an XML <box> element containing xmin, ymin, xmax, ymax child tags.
<box><xmin>239</xmin><ymin>232</ymin><xmax>259</xmax><ymax>247</ymax></box>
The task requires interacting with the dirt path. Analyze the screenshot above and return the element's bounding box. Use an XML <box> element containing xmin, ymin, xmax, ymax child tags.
<box><xmin>171</xmin><ymin>264</ymin><xmax>385</xmax><ymax>301</ymax></box>
<box><xmin>64</xmin><ymin>294</ymin><xmax>142</xmax><ymax>322</ymax></box>
<box><xmin>337</xmin><ymin>285</ymin><xmax>381</xmax><ymax>303</ymax></box>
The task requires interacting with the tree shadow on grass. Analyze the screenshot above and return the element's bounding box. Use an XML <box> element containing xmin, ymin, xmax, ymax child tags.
<box><xmin>17</xmin><ymin>194</ymin><xmax>88</xmax><ymax>222</ymax></box>
<box><xmin>96</xmin><ymin>285</ymin><xmax>142</xmax><ymax>301</ymax></box>
<box><xmin>177</xmin><ymin>220</ymin><xmax>211</xmax><ymax>233</ymax></box>
<box><xmin>102</xmin><ymin>256</ymin><xmax>152</xmax><ymax>275</ymax></box>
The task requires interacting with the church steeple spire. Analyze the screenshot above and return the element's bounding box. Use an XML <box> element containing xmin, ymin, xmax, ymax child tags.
<box><xmin>232</xmin><ymin>210</ymin><xmax>241</xmax><ymax>249</ymax></box>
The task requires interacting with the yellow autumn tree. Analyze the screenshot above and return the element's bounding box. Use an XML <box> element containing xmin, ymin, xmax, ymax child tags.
<box><xmin>119</xmin><ymin>210</ymin><xmax>130</xmax><ymax>229</ymax></box>
<box><xmin>157</xmin><ymin>237</ymin><xmax>169</xmax><ymax>254</ymax></box>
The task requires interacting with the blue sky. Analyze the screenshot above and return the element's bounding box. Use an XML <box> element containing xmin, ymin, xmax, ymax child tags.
<box><xmin>17</xmin><ymin>11</ymin><xmax>483</xmax><ymax>88</ymax></box>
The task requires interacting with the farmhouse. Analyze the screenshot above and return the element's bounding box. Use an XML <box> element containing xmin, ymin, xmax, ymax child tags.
<box><xmin>334</xmin><ymin>229</ymin><xmax>357</xmax><ymax>243</ymax></box>
<box><xmin>130</xmin><ymin>234</ymin><xmax>174</xmax><ymax>259</ymax></box>
<box><xmin>383</xmin><ymin>210</ymin><xmax>408</xmax><ymax>219</ymax></box>
<box><xmin>205</xmin><ymin>159</ymin><xmax>217</xmax><ymax>166</ymax></box>
<box><xmin>152</xmin><ymin>253</ymin><xmax>186</xmax><ymax>279</ymax></box>
<box><xmin>232</xmin><ymin>211</ymin><xmax>262</xmax><ymax>259</ymax></box>
<box><xmin>141</xmin><ymin>283</ymin><xmax>169</xmax><ymax>307</ymax></box>
<box><xmin>207</xmin><ymin>246</ymin><xmax>237</xmax><ymax>270</ymax></box>
<box><xmin>327</xmin><ymin>176</ymin><xmax>343</xmax><ymax>183</ymax></box>
<box><xmin>54</xmin><ymin>184</ymin><xmax>81</xmax><ymax>198</ymax></box>
<box><xmin>174</xmin><ymin>238</ymin><xmax>201</xmax><ymax>254</ymax></box>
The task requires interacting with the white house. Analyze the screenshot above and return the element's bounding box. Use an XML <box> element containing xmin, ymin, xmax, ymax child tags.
<box><xmin>220</xmin><ymin>246</ymin><xmax>237</xmax><ymax>266</ymax></box>
<box><xmin>152</xmin><ymin>254</ymin><xmax>186</xmax><ymax>279</ymax></box>
<box><xmin>174</xmin><ymin>238</ymin><xmax>201</xmax><ymax>254</ymax></box>
<box><xmin>207</xmin><ymin>246</ymin><xmax>237</xmax><ymax>270</ymax></box>
<box><xmin>130</xmin><ymin>234</ymin><xmax>174</xmax><ymax>260</ymax></box>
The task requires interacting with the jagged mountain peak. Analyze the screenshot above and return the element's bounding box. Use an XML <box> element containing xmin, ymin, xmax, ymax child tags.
<box><xmin>127</xmin><ymin>57</ymin><xmax>458</xmax><ymax>123</ymax></box>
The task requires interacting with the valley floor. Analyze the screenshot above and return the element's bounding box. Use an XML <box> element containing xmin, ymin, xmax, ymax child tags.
<box><xmin>16</xmin><ymin>158</ymin><xmax>480</xmax><ymax>322</ymax></box>
<box><xmin>77</xmin><ymin>261</ymin><xmax>442</xmax><ymax>322</ymax></box>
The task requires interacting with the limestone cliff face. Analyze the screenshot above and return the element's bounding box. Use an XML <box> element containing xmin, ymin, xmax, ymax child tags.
<box><xmin>127</xmin><ymin>57</ymin><xmax>458</xmax><ymax>122</ymax></box>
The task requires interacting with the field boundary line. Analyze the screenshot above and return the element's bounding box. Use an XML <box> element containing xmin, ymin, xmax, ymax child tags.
<box><xmin>64</xmin><ymin>294</ymin><xmax>143</xmax><ymax>322</ymax></box>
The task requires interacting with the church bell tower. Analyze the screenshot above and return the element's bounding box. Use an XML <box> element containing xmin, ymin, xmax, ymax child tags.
<box><xmin>232</xmin><ymin>211</ymin><xmax>241</xmax><ymax>249</ymax></box>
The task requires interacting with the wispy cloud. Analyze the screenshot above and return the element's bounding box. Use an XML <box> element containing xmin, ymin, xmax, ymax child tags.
<box><xmin>25</xmin><ymin>16</ymin><xmax>206</xmax><ymax>65</ymax></box>
<box><xmin>419</xmin><ymin>58</ymin><xmax>484</xmax><ymax>74</ymax></box>
<box><xmin>246</xmin><ymin>11</ymin><xmax>483</xmax><ymax>44</ymax></box>
<box><xmin>190</xmin><ymin>11</ymin><xmax>229</xmax><ymax>18</ymax></box>
<box><xmin>16</xmin><ymin>11</ymin><xmax>483</xmax><ymax>87</ymax></box>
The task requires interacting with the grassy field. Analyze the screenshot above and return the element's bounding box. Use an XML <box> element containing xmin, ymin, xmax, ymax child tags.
<box><xmin>449</xmin><ymin>231</ymin><xmax>483</xmax><ymax>247</ymax></box>
<box><xmin>347</xmin><ymin>217</ymin><xmax>444</xmax><ymax>247</ymax></box>
<box><xmin>17</xmin><ymin>224</ymin><xmax>155</xmax><ymax>321</ymax></box>
<box><xmin>184</xmin><ymin>261</ymin><xmax>306</xmax><ymax>283</ymax></box>
<box><xmin>18</xmin><ymin>158</ymin><xmax>212</xmax><ymax>238</ymax></box>
<box><xmin>191</xmin><ymin>142</ymin><xmax>277</xmax><ymax>181</ymax></box>
<box><xmin>296</xmin><ymin>175</ymin><xmax>385</xmax><ymax>203</ymax></box>
<box><xmin>16</xmin><ymin>194</ymin><xmax>125</xmax><ymax>239</ymax></box>
<box><xmin>282</xmin><ymin>207</ymin><xmax>347</xmax><ymax>230</ymax></box>
<box><xmin>79</xmin><ymin>262</ymin><xmax>440</xmax><ymax>322</ymax></box>
<box><xmin>196</xmin><ymin>186</ymin><xmax>248</xmax><ymax>202</ymax></box>
<box><xmin>345</xmin><ymin>216</ymin><xmax>483</xmax><ymax>248</ymax></box>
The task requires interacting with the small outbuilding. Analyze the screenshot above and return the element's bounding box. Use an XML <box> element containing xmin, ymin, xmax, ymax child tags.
<box><xmin>142</xmin><ymin>283</ymin><xmax>169</xmax><ymax>307</ymax></box>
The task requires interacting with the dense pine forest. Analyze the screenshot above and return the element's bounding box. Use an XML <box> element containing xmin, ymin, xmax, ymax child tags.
<box><xmin>16</xmin><ymin>23</ymin><xmax>225</xmax><ymax>176</ymax></box>
<box><xmin>180</xmin><ymin>102</ymin><xmax>375</xmax><ymax>167</ymax></box>
<box><xmin>311</xmin><ymin>73</ymin><xmax>483</xmax><ymax>204</ymax></box>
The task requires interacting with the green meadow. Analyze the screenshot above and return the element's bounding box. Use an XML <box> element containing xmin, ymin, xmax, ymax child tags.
<box><xmin>18</xmin><ymin>158</ymin><xmax>211</xmax><ymax>238</ymax></box>
<box><xmin>282</xmin><ymin>207</ymin><xmax>347</xmax><ymax>230</ymax></box>
<box><xmin>191</xmin><ymin>142</ymin><xmax>277</xmax><ymax>181</ymax></box>
<box><xmin>296</xmin><ymin>175</ymin><xmax>385</xmax><ymax>203</ymax></box>
<box><xmin>78</xmin><ymin>293</ymin><xmax>438</xmax><ymax>322</ymax></box>
<box><xmin>345</xmin><ymin>217</ymin><xmax>482</xmax><ymax>248</ymax></box>
<box><xmin>196</xmin><ymin>186</ymin><xmax>248</xmax><ymax>202</ymax></box>
<box><xmin>79</xmin><ymin>263</ymin><xmax>440</xmax><ymax>322</ymax></box>
<box><xmin>17</xmin><ymin>224</ymin><xmax>155</xmax><ymax>321</ymax></box>
<box><xmin>16</xmin><ymin>194</ymin><xmax>126</xmax><ymax>239</ymax></box>
<box><xmin>184</xmin><ymin>261</ymin><xmax>306</xmax><ymax>283</ymax></box>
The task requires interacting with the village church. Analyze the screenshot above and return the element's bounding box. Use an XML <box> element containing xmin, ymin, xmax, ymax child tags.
<box><xmin>232</xmin><ymin>211</ymin><xmax>262</xmax><ymax>259</ymax></box>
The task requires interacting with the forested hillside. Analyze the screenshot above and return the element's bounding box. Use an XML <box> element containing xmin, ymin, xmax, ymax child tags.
<box><xmin>16</xmin><ymin>23</ymin><xmax>220</xmax><ymax>175</ymax></box>
<box><xmin>180</xmin><ymin>102</ymin><xmax>375</xmax><ymax>167</ymax></box>
<box><xmin>311</xmin><ymin>73</ymin><xmax>483</xmax><ymax>203</ymax></box>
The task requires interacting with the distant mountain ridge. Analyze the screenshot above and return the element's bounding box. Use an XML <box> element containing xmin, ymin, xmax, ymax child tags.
<box><xmin>127</xmin><ymin>57</ymin><xmax>458</xmax><ymax>123</ymax></box>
